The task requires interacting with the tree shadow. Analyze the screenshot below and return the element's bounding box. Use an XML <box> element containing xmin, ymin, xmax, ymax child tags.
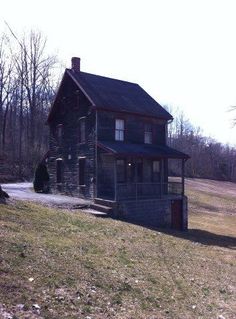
<box><xmin>119</xmin><ymin>219</ymin><xmax>236</xmax><ymax>250</ymax></box>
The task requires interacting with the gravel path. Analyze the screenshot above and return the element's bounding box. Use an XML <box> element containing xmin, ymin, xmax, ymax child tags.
<box><xmin>1</xmin><ymin>182</ymin><xmax>90</xmax><ymax>208</ymax></box>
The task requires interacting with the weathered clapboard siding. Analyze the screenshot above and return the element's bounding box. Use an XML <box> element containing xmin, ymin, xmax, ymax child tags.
<box><xmin>97</xmin><ymin>110</ymin><xmax>166</xmax><ymax>145</ymax></box>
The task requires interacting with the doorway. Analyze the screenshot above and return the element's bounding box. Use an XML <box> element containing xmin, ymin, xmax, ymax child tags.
<box><xmin>171</xmin><ymin>199</ymin><xmax>183</xmax><ymax>230</ymax></box>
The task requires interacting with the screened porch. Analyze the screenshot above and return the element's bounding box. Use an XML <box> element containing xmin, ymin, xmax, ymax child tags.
<box><xmin>97</xmin><ymin>154</ymin><xmax>187</xmax><ymax>201</ymax></box>
<box><xmin>113</xmin><ymin>157</ymin><xmax>185</xmax><ymax>200</ymax></box>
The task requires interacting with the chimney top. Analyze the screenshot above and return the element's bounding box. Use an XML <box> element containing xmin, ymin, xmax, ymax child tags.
<box><xmin>71</xmin><ymin>57</ymin><xmax>80</xmax><ymax>72</ymax></box>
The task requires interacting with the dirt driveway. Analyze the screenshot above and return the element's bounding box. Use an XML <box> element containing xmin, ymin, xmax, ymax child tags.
<box><xmin>1</xmin><ymin>182</ymin><xmax>90</xmax><ymax>208</ymax></box>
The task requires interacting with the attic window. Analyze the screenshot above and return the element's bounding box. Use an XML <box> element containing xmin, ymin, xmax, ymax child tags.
<box><xmin>115</xmin><ymin>119</ymin><xmax>124</xmax><ymax>141</ymax></box>
<box><xmin>79</xmin><ymin>117</ymin><xmax>86</xmax><ymax>143</ymax></box>
<box><xmin>144</xmin><ymin>123</ymin><xmax>152</xmax><ymax>144</ymax></box>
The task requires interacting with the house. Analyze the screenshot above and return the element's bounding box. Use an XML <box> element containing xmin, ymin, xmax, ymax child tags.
<box><xmin>47</xmin><ymin>57</ymin><xmax>189</xmax><ymax>230</ymax></box>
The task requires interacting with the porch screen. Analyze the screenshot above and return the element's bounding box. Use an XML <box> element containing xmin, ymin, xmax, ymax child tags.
<box><xmin>115</xmin><ymin>119</ymin><xmax>124</xmax><ymax>141</ymax></box>
<box><xmin>137</xmin><ymin>160</ymin><xmax>143</xmax><ymax>182</ymax></box>
<box><xmin>152</xmin><ymin>160</ymin><xmax>160</xmax><ymax>182</ymax></box>
<box><xmin>117</xmin><ymin>159</ymin><xmax>125</xmax><ymax>183</ymax></box>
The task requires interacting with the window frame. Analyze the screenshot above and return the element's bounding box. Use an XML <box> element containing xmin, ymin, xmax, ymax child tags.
<box><xmin>78</xmin><ymin>157</ymin><xmax>86</xmax><ymax>186</ymax></box>
<box><xmin>144</xmin><ymin>123</ymin><xmax>153</xmax><ymax>144</ymax></box>
<box><xmin>56</xmin><ymin>158</ymin><xmax>63</xmax><ymax>183</ymax></box>
<box><xmin>56</xmin><ymin>124</ymin><xmax>63</xmax><ymax>141</ymax></box>
<box><xmin>115</xmin><ymin>118</ymin><xmax>125</xmax><ymax>141</ymax></box>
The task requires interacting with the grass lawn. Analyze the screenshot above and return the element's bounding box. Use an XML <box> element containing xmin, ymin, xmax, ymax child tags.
<box><xmin>0</xmin><ymin>179</ymin><xmax>236</xmax><ymax>319</ymax></box>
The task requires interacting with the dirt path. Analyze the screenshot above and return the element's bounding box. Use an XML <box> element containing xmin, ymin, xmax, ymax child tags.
<box><xmin>1</xmin><ymin>182</ymin><xmax>90</xmax><ymax>208</ymax></box>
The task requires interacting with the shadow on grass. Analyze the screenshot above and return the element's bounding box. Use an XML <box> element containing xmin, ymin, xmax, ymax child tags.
<box><xmin>120</xmin><ymin>219</ymin><xmax>236</xmax><ymax>250</ymax></box>
<box><xmin>161</xmin><ymin>228</ymin><xmax>236</xmax><ymax>250</ymax></box>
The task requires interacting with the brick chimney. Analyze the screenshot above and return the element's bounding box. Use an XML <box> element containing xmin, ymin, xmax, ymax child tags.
<box><xmin>71</xmin><ymin>57</ymin><xmax>80</xmax><ymax>72</ymax></box>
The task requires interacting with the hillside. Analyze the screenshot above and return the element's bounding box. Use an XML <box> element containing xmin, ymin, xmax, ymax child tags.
<box><xmin>0</xmin><ymin>179</ymin><xmax>235</xmax><ymax>319</ymax></box>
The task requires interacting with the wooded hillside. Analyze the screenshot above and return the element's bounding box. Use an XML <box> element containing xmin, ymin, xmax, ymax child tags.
<box><xmin>166</xmin><ymin>107</ymin><xmax>236</xmax><ymax>182</ymax></box>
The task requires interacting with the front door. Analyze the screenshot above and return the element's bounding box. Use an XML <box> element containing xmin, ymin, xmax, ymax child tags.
<box><xmin>171</xmin><ymin>199</ymin><xmax>183</xmax><ymax>230</ymax></box>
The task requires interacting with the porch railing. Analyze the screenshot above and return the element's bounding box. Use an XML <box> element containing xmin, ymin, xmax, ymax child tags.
<box><xmin>115</xmin><ymin>182</ymin><xmax>183</xmax><ymax>200</ymax></box>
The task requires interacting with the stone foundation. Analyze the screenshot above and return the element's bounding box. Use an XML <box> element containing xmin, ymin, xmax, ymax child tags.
<box><xmin>116</xmin><ymin>196</ymin><xmax>188</xmax><ymax>230</ymax></box>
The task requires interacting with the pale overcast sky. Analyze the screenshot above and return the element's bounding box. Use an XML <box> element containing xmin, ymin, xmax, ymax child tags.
<box><xmin>1</xmin><ymin>0</ymin><xmax>236</xmax><ymax>145</ymax></box>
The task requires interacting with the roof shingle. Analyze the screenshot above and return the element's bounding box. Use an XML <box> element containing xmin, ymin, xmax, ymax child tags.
<box><xmin>67</xmin><ymin>69</ymin><xmax>172</xmax><ymax>120</ymax></box>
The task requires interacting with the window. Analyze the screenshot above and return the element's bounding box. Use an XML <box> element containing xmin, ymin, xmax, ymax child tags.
<box><xmin>144</xmin><ymin>123</ymin><xmax>152</xmax><ymax>144</ymax></box>
<box><xmin>116</xmin><ymin>159</ymin><xmax>126</xmax><ymax>183</ymax></box>
<box><xmin>152</xmin><ymin>160</ymin><xmax>160</xmax><ymax>182</ymax></box>
<box><xmin>79</xmin><ymin>158</ymin><xmax>86</xmax><ymax>185</ymax></box>
<box><xmin>56</xmin><ymin>158</ymin><xmax>63</xmax><ymax>183</ymax></box>
<box><xmin>79</xmin><ymin>118</ymin><xmax>86</xmax><ymax>143</ymax></box>
<box><xmin>57</xmin><ymin>124</ymin><xmax>63</xmax><ymax>140</ymax></box>
<box><xmin>115</xmin><ymin>119</ymin><xmax>124</xmax><ymax>141</ymax></box>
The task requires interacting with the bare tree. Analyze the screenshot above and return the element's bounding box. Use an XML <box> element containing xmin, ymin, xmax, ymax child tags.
<box><xmin>0</xmin><ymin>30</ymin><xmax>58</xmax><ymax>181</ymax></box>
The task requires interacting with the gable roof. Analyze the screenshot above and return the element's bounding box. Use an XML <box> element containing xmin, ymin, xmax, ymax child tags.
<box><xmin>66</xmin><ymin>69</ymin><xmax>172</xmax><ymax>120</ymax></box>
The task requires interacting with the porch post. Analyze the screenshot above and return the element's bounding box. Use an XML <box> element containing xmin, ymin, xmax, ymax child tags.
<box><xmin>135</xmin><ymin>158</ymin><xmax>137</xmax><ymax>201</ymax></box>
<box><xmin>181</xmin><ymin>159</ymin><xmax>185</xmax><ymax>196</ymax></box>
<box><xmin>160</xmin><ymin>159</ymin><xmax>164</xmax><ymax>198</ymax></box>
<box><xmin>114</xmin><ymin>158</ymin><xmax>117</xmax><ymax>201</ymax></box>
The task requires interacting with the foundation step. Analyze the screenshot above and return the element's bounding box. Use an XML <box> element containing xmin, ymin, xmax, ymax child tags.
<box><xmin>90</xmin><ymin>203</ymin><xmax>113</xmax><ymax>215</ymax></box>
<box><xmin>82</xmin><ymin>209</ymin><xmax>110</xmax><ymax>218</ymax></box>
<box><xmin>94</xmin><ymin>198</ymin><xmax>116</xmax><ymax>208</ymax></box>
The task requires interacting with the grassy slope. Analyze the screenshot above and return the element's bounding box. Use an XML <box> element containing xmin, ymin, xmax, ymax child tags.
<box><xmin>0</xmin><ymin>180</ymin><xmax>236</xmax><ymax>319</ymax></box>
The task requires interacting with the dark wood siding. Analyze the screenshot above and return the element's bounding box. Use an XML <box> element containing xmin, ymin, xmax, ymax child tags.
<box><xmin>97</xmin><ymin>110</ymin><xmax>166</xmax><ymax>145</ymax></box>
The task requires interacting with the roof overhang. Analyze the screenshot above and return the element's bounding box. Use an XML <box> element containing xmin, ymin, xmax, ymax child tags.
<box><xmin>97</xmin><ymin>141</ymin><xmax>190</xmax><ymax>160</ymax></box>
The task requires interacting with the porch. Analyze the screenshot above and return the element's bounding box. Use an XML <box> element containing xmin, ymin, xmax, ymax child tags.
<box><xmin>115</xmin><ymin>180</ymin><xmax>183</xmax><ymax>201</ymax></box>
<box><xmin>97</xmin><ymin>141</ymin><xmax>188</xmax><ymax>201</ymax></box>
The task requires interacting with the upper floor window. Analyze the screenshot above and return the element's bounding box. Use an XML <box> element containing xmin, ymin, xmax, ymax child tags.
<box><xmin>115</xmin><ymin>119</ymin><xmax>124</xmax><ymax>141</ymax></box>
<box><xmin>79</xmin><ymin>117</ymin><xmax>86</xmax><ymax>143</ymax></box>
<box><xmin>57</xmin><ymin>124</ymin><xmax>63</xmax><ymax>140</ymax></box>
<box><xmin>144</xmin><ymin>123</ymin><xmax>152</xmax><ymax>144</ymax></box>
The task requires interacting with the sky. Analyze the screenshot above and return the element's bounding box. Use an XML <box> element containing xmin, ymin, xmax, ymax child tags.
<box><xmin>1</xmin><ymin>0</ymin><xmax>236</xmax><ymax>145</ymax></box>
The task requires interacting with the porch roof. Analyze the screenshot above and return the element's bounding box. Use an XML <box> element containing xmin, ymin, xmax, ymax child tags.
<box><xmin>98</xmin><ymin>141</ymin><xmax>189</xmax><ymax>159</ymax></box>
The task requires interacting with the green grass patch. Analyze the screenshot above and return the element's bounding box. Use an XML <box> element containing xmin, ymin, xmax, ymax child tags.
<box><xmin>0</xmin><ymin>181</ymin><xmax>236</xmax><ymax>318</ymax></box>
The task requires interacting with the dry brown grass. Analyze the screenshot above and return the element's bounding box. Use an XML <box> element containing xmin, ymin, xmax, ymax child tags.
<box><xmin>0</xmin><ymin>179</ymin><xmax>235</xmax><ymax>319</ymax></box>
